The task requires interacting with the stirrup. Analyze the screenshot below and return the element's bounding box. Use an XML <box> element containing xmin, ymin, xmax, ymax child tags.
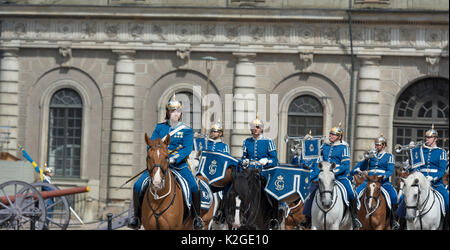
<box><xmin>391</xmin><ymin>220</ymin><xmax>400</xmax><ymax>230</ymax></box>
<box><xmin>128</xmin><ymin>217</ymin><xmax>141</xmax><ymax>230</ymax></box>
<box><xmin>269</xmin><ymin>219</ymin><xmax>280</xmax><ymax>230</ymax></box>
<box><xmin>193</xmin><ymin>216</ymin><xmax>204</xmax><ymax>230</ymax></box>
<box><xmin>213</xmin><ymin>210</ymin><xmax>225</xmax><ymax>224</ymax></box>
<box><xmin>352</xmin><ymin>218</ymin><xmax>362</xmax><ymax>229</ymax></box>
<box><xmin>299</xmin><ymin>217</ymin><xmax>311</xmax><ymax>229</ymax></box>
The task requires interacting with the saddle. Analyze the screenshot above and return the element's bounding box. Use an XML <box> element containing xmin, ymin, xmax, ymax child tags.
<box><xmin>170</xmin><ymin>169</ymin><xmax>214</xmax><ymax>212</ymax></box>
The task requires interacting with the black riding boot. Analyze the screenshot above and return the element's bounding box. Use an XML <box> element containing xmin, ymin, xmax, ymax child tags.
<box><xmin>213</xmin><ymin>196</ymin><xmax>226</xmax><ymax>224</ymax></box>
<box><xmin>444</xmin><ymin>213</ymin><xmax>449</xmax><ymax>230</ymax></box>
<box><xmin>391</xmin><ymin>204</ymin><xmax>401</xmax><ymax>230</ymax></box>
<box><xmin>349</xmin><ymin>199</ymin><xmax>362</xmax><ymax>229</ymax></box>
<box><xmin>269</xmin><ymin>199</ymin><xmax>281</xmax><ymax>230</ymax></box>
<box><xmin>191</xmin><ymin>191</ymin><xmax>205</xmax><ymax>230</ymax></box>
<box><xmin>299</xmin><ymin>216</ymin><xmax>311</xmax><ymax>229</ymax></box>
<box><xmin>128</xmin><ymin>191</ymin><xmax>142</xmax><ymax>230</ymax></box>
<box><xmin>399</xmin><ymin>217</ymin><xmax>407</xmax><ymax>230</ymax></box>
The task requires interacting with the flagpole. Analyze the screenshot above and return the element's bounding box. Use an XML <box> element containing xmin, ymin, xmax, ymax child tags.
<box><xmin>18</xmin><ymin>145</ymin><xmax>85</xmax><ymax>225</ymax></box>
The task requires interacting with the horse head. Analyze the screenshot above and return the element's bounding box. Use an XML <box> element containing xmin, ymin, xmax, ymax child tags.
<box><xmin>226</xmin><ymin>167</ymin><xmax>262</xmax><ymax>229</ymax></box>
<box><xmin>364</xmin><ymin>174</ymin><xmax>383</xmax><ymax>217</ymax></box>
<box><xmin>318</xmin><ymin>161</ymin><xmax>336</xmax><ymax>209</ymax></box>
<box><xmin>403</xmin><ymin>171</ymin><xmax>430</xmax><ymax>221</ymax></box>
<box><xmin>145</xmin><ymin>133</ymin><xmax>170</xmax><ymax>192</ymax></box>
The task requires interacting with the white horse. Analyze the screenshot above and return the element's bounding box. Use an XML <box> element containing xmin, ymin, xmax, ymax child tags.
<box><xmin>403</xmin><ymin>171</ymin><xmax>442</xmax><ymax>230</ymax></box>
<box><xmin>311</xmin><ymin>161</ymin><xmax>352</xmax><ymax>230</ymax></box>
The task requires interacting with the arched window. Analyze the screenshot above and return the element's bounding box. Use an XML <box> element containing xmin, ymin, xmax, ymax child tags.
<box><xmin>287</xmin><ymin>95</ymin><xmax>323</xmax><ymax>161</ymax></box>
<box><xmin>393</xmin><ymin>78</ymin><xmax>449</xmax><ymax>163</ymax></box>
<box><xmin>175</xmin><ymin>91</ymin><xmax>202</xmax><ymax>134</ymax></box>
<box><xmin>48</xmin><ymin>89</ymin><xmax>83</xmax><ymax>178</ymax></box>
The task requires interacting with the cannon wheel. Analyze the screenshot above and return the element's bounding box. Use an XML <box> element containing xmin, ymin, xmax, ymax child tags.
<box><xmin>0</xmin><ymin>180</ymin><xmax>47</xmax><ymax>230</ymax></box>
<box><xmin>32</xmin><ymin>182</ymin><xmax>71</xmax><ymax>230</ymax></box>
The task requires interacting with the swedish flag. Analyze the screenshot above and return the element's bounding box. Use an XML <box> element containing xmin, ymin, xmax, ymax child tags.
<box><xmin>18</xmin><ymin>145</ymin><xmax>44</xmax><ymax>182</ymax></box>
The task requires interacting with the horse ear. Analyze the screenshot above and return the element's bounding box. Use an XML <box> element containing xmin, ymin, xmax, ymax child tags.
<box><xmin>318</xmin><ymin>162</ymin><xmax>323</xmax><ymax>170</ymax></box>
<box><xmin>163</xmin><ymin>135</ymin><xmax>171</xmax><ymax>146</ymax></box>
<box><xmin>145</xmin><ymin>133</ymin><xmax>153</xmax><ymax>148</ymax></box>
<box><xmin>330</xmin><ymin>162</ymin><xmax>336</xmax><ymax>171</ymax></box>
<box><xmin>145</xmin><ymin>133</ymin><xmax>150</xmax><ymax>145</ymax></box>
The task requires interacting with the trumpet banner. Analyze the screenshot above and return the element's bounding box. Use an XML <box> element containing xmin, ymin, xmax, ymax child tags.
<box><xmin>410</xmin><ymin>146</ymin><xmax>425</xmax><ymax>169</ymax></box>
<box><xmin>302</xmin><ymin>138</ymin><xmax>321</xmax><ymax>160</ymax></box>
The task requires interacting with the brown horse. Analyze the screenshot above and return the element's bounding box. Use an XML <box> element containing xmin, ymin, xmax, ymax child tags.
<box><xmin>141</xmin><ymin>134</ymin><xmax>214</xmax><ymax>230</ymax></box>
<box><xmin>284</xmin><ymin>198</ymin><xmax>306</xmax><ymax>230</ymax></box>
<box><xmin>358</xmin><ymin>174</ymin><xmax>390</xmax><ymax>230</ymax></box>
<box><xmin>353</xmin><ymin>171</ymin><xmax>367</xmax><ymax>188</ymax></box>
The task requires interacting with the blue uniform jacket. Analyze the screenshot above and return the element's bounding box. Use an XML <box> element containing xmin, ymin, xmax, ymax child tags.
<box><xmin>150</xmin><ymin>122</ymin><xmax>193</xmax><ymax>167</ymax></box>
<box><xmin>320</xmin><ymin>140</ymin><xmax>351</xmax><ymax>178</ymax></box>
<box><xmin>411</xmin><ymin>146</ymin><xmax>447</xmax><ymax>185</ymax></box>
<box><xmin>352</xmin><ymin>151</ymin><xmax>395</xmax><ymax>182</ymax></box>
<box><xmin>242</xmin><ymin>136</ymin><xmax>278</xmax><ymax>167</ymax></box>
<box><xmin>196</xmin><ymin>138</ymin><xmax>230</xmax><ymax>155</ymax></box>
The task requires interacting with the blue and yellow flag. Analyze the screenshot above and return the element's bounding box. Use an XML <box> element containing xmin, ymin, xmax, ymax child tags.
<box><xmin>18</xmin><ymin>145</ymin><xmax>44</xmax><ymax>182</ymax></box>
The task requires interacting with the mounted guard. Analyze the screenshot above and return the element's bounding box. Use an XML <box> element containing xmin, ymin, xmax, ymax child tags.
<box><xmin>129</xmin><ymin>94</ymin><xmax>204</xmax><ymax>230</ymax></box>
<box><xmin>195</xmin><ymin>121</ymin><xmax>233</xmax><ymax>224</ymax></box>
<box><xmin>395</xmin><ymin>124</ymin><xmax>449</xmax><ymax>230</ymax></box>
<box><xmin>351</xmin><ymin>134</ymin><xmax>400</xmax><ymax>230</ymax></box>
<box><xmin>300</xmin><ymin>122</ymin><xmax>362</xmax><ymax>229</ymax></box>
<box><xmin>241</xmin><ymin>115</ymin><xmax>281</xmax><ymax>229</ymax></box>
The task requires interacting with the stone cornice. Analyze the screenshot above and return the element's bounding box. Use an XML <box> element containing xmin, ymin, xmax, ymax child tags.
<box><xmin>0</xmin><ymin>16</ymin><xmax>448</xmax><ymax>57</ymax></box>
<box><xmin>0</xmin><ymin>5</ymin><xmax>448</xmax><ymax>24</ymax></box>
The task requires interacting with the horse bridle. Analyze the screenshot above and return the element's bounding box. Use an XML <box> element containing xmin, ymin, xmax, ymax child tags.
<box><xmin>364</xmin><ymin>180</ymin><xmax>382</xmax><ymax>218</ymax></box>
<box><xmin>316</xmin><ymin>170</ymin><xmax>339</xmax><ymax>230</ymax></box>
<box><xmin>318</xmin><ymin>170</ymin><xmax>336</xmax><ymax>208</ymax></box>
<box><xmin>145</xmin><ymin>151</ymin><xmax>176</xmax><ymax>230</ymax></box>
<box><xmin>405</xmin><ymin>181</ymin><xmax>434</xmax><ymax>230</ymax></box>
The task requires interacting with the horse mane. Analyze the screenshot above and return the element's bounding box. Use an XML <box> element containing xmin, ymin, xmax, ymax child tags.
<box><xmin>225</xmin><ymin>167</ymin><xmax>262</xmax><ymax>228</ymax></box>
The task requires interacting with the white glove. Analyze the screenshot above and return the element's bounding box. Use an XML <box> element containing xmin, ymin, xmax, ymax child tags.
<box><xmin>242</xmin><ymin>159</ymin><xmax>249</xmax><ymax>165</ymax></box>
<box><xmin>425</xmin><ymin>175</ymin><xmax>434</xmax><ymax>182</ymax></box>
<box><xmin>191</xmin><ymin>159</ymin><xmax>199</xmax><ymax>169</ymax></box>
<box><xmin>169</xmin><ymin>157</ymin><xmax>176</xmax><ymax>164</ymax></box>
<box><xmin>259</xmin><ymin>158</ymin><xmax>269</xmax><ymax>166</ymax></box>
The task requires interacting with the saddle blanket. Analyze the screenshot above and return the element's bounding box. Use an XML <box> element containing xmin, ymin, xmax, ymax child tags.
<box><xmin>357</xmin><ymin>186</ymin><xmax>392</xmax><ymax>211</ymax></box>
<box><xmin>198</xmin><ymin>151</ymin><xmax>240</xmax><ymax>185</ymax></box>
<box><xmin>171</xmin><ymin>169</ymin><xmax>213</xmax><ymax>211</ymax></box>
<box><xmin>334</xmin><ymin>180</ymin><xmax>351</xmax><ymax>208</ymax></box>
<box><xmin>263</xmin><ymin>164</ymin><xmax>312</xmax><ymax>202</ymax></box>
<box><xmin>433</xmin><ymin>188</ymin><xmax>446</xmax><ymax>216</ymax></box>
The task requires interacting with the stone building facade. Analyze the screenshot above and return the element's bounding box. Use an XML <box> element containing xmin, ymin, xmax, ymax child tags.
<box><xmin>0</xmin><ymin>0</ymin><xmax>448</xmax><ymax>221</ymax></box>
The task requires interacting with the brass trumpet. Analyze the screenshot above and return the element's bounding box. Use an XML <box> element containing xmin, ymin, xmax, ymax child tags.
<box><xmin>364</xmin><ymin>148</ymin><xmax>377</xmax><ymax>159</ymax></box>
<box><xmin>284</xmin><ymin>135</ymin><xmax>326</xmax><ymax>144</ymax></box>
<box><xmin>394</xmin><ymin>140</ymin><xmax>423</xmax><ymax>153</ymax></box>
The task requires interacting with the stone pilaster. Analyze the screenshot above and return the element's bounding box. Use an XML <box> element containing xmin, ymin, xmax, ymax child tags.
<box><xmin>108</xmin><ymin>50</ymin><xmax>136</xmax><ymax>202</ymax></box>
<box><xmin>0</xmin><ymin>48</ymin><xmax>19</xmax><ymax>156</ymax></box>
<box><xmin>230</xmin><ymin>53</ymin><xmax>256</xmax><ymax>157</ymax></box>
<box><xmin>354</xmin><ymin>56</ymin><xmax>382</xmax><ymax>161</ymax></box>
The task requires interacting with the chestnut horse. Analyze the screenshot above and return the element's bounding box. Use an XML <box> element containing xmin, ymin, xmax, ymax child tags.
<box><xmin>353</xmin><ymin>171</ymin><xmax>367</xmax><ymax>188</ymax></box>
<box><xmin>141</xmin><ymin>134</ymin><xmax>214</xmax><ymax>230</ymax></box>
<box><xmin>284</xmin><ymin>198</ymin><xmax>306</xmax><ymax>230</ymax></box>
<box><xmin>358</xmin><ymin>174</ymin><xmax>390</xmax><ymax>230</ymax></box>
